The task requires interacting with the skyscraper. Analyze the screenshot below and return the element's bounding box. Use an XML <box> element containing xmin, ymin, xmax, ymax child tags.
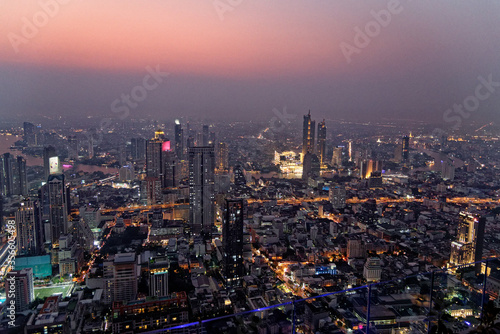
<box><xmin>149</xmin><ymin>257</ymin><xmax>169</xmax><ymax>298</ymax></box>
<box><xmin>174</xmin><ymin>120</ymin><xmax>184</xmax><ymax>160</ymax></box>
<box><xmin>302</xmin><ymin>111</ymin><xmax>315</xmax><ymax>157</ymax></box>
<box><xmin>302</xmin><ymin>152</ymin><xmax>320</xmax><ymax>180</ymax></box>
<box><xmin>402</xmin><ymin>135</ymin><xmax>409</xmax><ymax>165</ymax></box>
<box><xmin>331</xmin><ymin>147</ymin><xmax>343</xmax><ymax>167</ymax></box>
<box><xmin>188</xmin><ymin>146</ymin><xmax>215</xmax><ymax>237</ymax></box>
<box><xmin>317</xmin><ymin>120</ymin><xmax>326</xmax><ymax>165</ymax></box>
<box><xmin>329</xmin><ymin>185</ymin><xmax>346</xmax><ymax>209</ymax></box>
<box><xmin>43</xmin><ymin>146</ymin><xmax>57</xmax><ymax>181</ymax></box>
<box><xmin>146</xmin><ymin>131</ymin><xmax>165</xmax><ymax>179</ymax></box>
<box><xmin>449</xmin><ymin>212</ymin><xmax>486</xmax><ymax>271</ymax></box>
<box><xmin>215</xmin><ymin>142</ymin><xmax>229</xmax><ymax>173</ymax></box>
<box><xmin>16</xmin><ymin>200</ymin><xmax>42</xmax><ymax>256</ymax></box>
<box><xmin>222</xmin><ymin>199</ymin><xmax>244</xmax><ymax>286</ymax></box>
<box><xmin>130</xmin><ymin>137</ymin><xmax>147</xmax><ymax>161</ymax></box>
<box><xmin>0</xmin><ymin>153</ymin><xmax>27</xmax><ymax>196</ymax></box>
<box><xmin>45</xmin><ymin>174</ymin><xmax>69</xmax><ymax>248</ymax></box>
<box><xmin>23</xmin><ymin>122</ymin><xmax>36</xmax><ymax>146</ymax></box>
<box><xmin>202</xmin><ymin>125</ymin><xmax>209</xmax><ymax>146</ymax></box>
<box><xmin>6</xmin><ymin>268</ymin><xmax>34</xmax><ymax>312</ymax></box>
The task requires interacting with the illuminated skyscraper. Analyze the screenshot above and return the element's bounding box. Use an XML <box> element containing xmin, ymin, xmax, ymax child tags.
<box><xmin>222</xmin><ymin>198</ymin><xmax>244</xmax><ymax>286</ymax></box>
<box><xmin>402</xmin><ymin>135</ymin><xmax>410</xmax><ymax>164</ymax></box>
<box><xmin>146</xmin><ymin>130</ymin><xmax>166</xmax><ymax>179</ymax></box>
<box><xmin>302</xmin><ymin>111</ymin><xmax>315</xmax><ymax>157</ymax></box>
<box><xmin>0</xmin><ymin>153</ymin><xmax>27</xmax><ymax>196</ymax></box>
<box><xmin>215</xmin><ymin>142</ymin><xmax>229</xmax><ymax>172</ymax></box>
<box><xmin>16</xmin><ymin>200</ymin><xmax>42</xmax><ymax>256</ymax></box>
<box><xmin>317</xmin><ymin>120</ymin><xmax>326</xmax><ymax>165</ymax></box>
<box><xmin>188</xmin><ymin>146</ymin><xmax>215</xmax><ymax>237</ymax></box>
<box><xmin>43</xmin><ymin>146</ymin><xmax>57</xmax><ymax>181</ymax></box>
<box><xmin>449</xmin><ymin>212</ymin><xmax>486</xmax><ymax>271</ymax></box>
<box><xmin>331</xmin><ymin>147</ymin><xmax>343</xmax><ymax>167</ymax></box>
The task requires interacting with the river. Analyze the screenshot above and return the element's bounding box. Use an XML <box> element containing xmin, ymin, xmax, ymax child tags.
<box><xmin>0</xmin><ymin>134</ymin><xmax>118</xmax><ymax>174</ymax></box>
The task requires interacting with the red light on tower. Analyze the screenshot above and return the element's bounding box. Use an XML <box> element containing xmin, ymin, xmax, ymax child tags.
<box><xmin>162</xmin><ymin>141</ymin><xmax>171</xmax><ymax>152</ymax></box>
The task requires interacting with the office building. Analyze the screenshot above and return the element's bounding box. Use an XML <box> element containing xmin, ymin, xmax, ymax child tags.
<box><xmin>149</xmin><ymin>258</ymin><xmax>169</xmax><ymax>298</ymax></box>
<box><xmin>216</xmin><ymin>141</ymin><xmax>229</xmax><ymax>173</ymax></box>
<box><xmin>302</xmin><ymin>152</ymin><xmax>320</xmax><ymax>180</ymax></box>
<box><xmin>43</xmin><ymin>174</ymin><xmax>69</xmax><ymax>248</ymax></box>
<box><xmin>146</xmin><ymin>131</ymin><xmax>166</xmax><ymax>179</ymax></box>
<box><xmin>331</xmin><ymin>147</ymin><xmax>343</xmax><ymax>167</ymax></box>
<box><xmin>23</xmin><ymin>122</ymin><xmax>36</xmax><ymax>146</ymax></box>
<box><xmin>188</xmin><ymin>146</ymin><xmax>215</xmax><ymax>237</ymax></box>
<box><xmin>317</xmin><ymin>120</ymin><xmax>326</xmax><ymax>165</ymax></box>
<box><xmin>222</xmin><ymin>199</ymin><xmax>245</xmax><ymax>286</ymax></box>
<box><xmin>104</xmin><ymin>253</ymin><xmax>138</xmax><ymax>304</ymax></box>
<box><xmin>174</xmin><ymin>119</ymin><xmax>184</xmax><ymax>160</ymax></box>
<box><xmin>302</xmin><ymin>111</ymin><xmax>315</xmax><ymax>157</ymax></box>
<box><xmin>43</xmin><ymin>146</ymin><xmax>57</xmax><ymax>181</ymax></box>
<box><xmin>402</xmin><ymin>135</ymin><xmax>409</xmax><ymax>164</ymax></box>
<box><xmin>16</xmin><ymin>200</ymin><xmax>42</xmax><ymax>256</ymax></box>
<box><xmin>449</xmin><ymin>212</ymin><xmax>486</xmax><ymax>271</ymax></box>
<box><xmin>6</xmin><ymin>268</ymin><xmax>34</xmax><ymax>312</ymax></box>
<box><xmin>363</xmin><ymin>257</ymin><xmax>382</xmax><ymax>282</ymax></box>
<box><xmin>131</xmin><ymin>137</ymin><xmax>147</xmax><ymax>161</ymax></box>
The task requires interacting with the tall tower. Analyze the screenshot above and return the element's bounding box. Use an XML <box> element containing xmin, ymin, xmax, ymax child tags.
<box><xmin>222</xmin><ymin>199</ymin><xmax>245</xmax><ymax>286</ymax></box>
<box><xmin>16</xmin><ymin>200</ymin><xmax>42</xmax><ymax>256</ymax></box>
<box><xmin>449</xmin><ymin>212</ymin><xmax>486</xmax><ymax>272</ymax></box>
<box><xmin>402</xmin><ymin>135</ymin><xmax>410</xmax><ymax>165</ymax></box>
<box><xmin>146</xmin><ymin>131</ymin><xmax>165</xmax><ymax>179</ymax></box>
<box><xmin>215</xmin><ymin>142</ymin><xmax>229</xmax><ymax>173</ymax></box>
<box><xmin>174</xmin><ymin>120</ymin><xmax>184</xmax><ymax>160</ymax></box>
<box><xmin>43</xmin><ymin>146</ymin><xmax>57</xmax><ymax>181</ymax></box>
<box><xmin>317</xmin><ymin>120</ymin><xmax>326</xmax><ymax>165</ymax></box>
<box><xmin>45</xmin><ymin>174</ymin><xmax>69</xmax><ymax>248</ymax></box>
<box><xmin>202</xmin><ymin>125</ymin><xmax>209</xmax><ymax>146</ymax></box>
<box><xmin>189</xmin><ymin>146</ymin><xmax>215</xmax><ymax>237</ymax></box>
<box><xmin>302</xmin><ymin>111</ymin><xmax>315</xmax><ymax>157</ymax></box>
<box><xmin>23</xmin><ymin>122</ymin><xmax>36</xmax><ymax>146</ymax></box>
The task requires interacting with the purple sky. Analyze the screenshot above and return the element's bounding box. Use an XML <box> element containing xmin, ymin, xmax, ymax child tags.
<box><xmin>0</xmin><ymin>0</ymin><xmax>499</xmax><ymax>126</ymax></box>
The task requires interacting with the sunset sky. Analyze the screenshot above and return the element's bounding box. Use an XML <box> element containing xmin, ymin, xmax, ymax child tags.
<box><xmin>1</xmin><ymin>0</ymin><xmax>499</xmax><ymax>125</ymax></box>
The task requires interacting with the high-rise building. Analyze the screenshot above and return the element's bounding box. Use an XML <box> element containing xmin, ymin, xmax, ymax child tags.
<box><xmin>347</xmin><ymin>237</ymin><xmax>365</xmax><ymax>259</ymax></box>
<box><xmin>402</xmin><ymin>135</ymin><xmax>410</xmax><ymax>165</ymax></box>
<box><xmin>43</xmin><ymin>146</ymin><xmax>57</xmax><ymax>181</ymax></box>
<box><xmin>67</xmin><ymin>135</ymin><xmax>79</xmax><ymax>160</ymax></box>
<box><xmin>23</xmin><ymin>122</ymin><xmax>36</xmax><ymax>146</ymax></box>
<box><xmin>0</xmin><ymin>153</ymin><xmax>27</xmax><ymax>196</ymax></box>
<box><xmin>331</xmin><ymin>147</ymin><xmax>343</xmax><ymax>167</ymax></box>
<box><xmin>174</xmin><ymin>120</ymin><xmax>184</xmax><ymax>160</ymax></box>
<box><xmin>302</xmin><ymin>111</ymin><xmax>315</xmax><ymax>157</ymax></box>
<box><xmin>131</xmin><ymin>137</ymin><xmax>147</xmax><ymax>161</ymax></box>
<box><xmin>146</xmin><ymin>131</ymin><xmax>166</xmax><ymax>179</ymax></box>
<box><xmin>202</xmin><ymin>125</ymin><xmax>209</xmax><ymax>146</ymax></box>
<box><xmin>149</xmin><ymin>257</ymin><xmax>169</xmax><ymax>298</ymax></box>
<box><xmin>394</xmin><ymin>144</ymin><xmax>403</xmax><ymax>163</ymax></box>
<box><xmin>6</xmin><ymin>268</ymin><xmax>34</xmax><ymax>312</ymax></box>
<box><xmin>215</xmin><ymin>142</ymin><xmax>229</xmax><ymax>173</ymax></box>
<box><xmin>329</xmin><ymin>185</ymin><xmax>346</xmax><ymax>209</ymax></box>
<box><xmin>302</xmin><ymin>152</ymin><xmax>320</xmax><ymax>180</ymax></box>
<box><xmin>317</xmin><ymin>120</ymin><xmax>326</xmax><ymax>165</ymax></box>
<box><xmin>104</xmin><ymin>253</ymin><xmax>138</xmax><ymax>304</ymax></box>
<box><xmin>449</xmin><ymin>212</ymin><xmax>486</xmax><ymax>271</ymax></box>
<box><xmin>162</xmin><ymin>150</ymin><xmax>177</xmax><ymax>188</ymax></box>
<box><xmin>222</xmin><ymin>199</ymin><xmax>244</xmax><ymax>286</ymax></box>
<box><xmin>45</xmin><ymin>174</ymin><xmax>69</xmax><ymax>247</ymax></box>
<box><xmin>188</xmin><ymin>146</ymin><xmax>215</xmax><ymax>237</ymax></box>
<box><xmin>16</xmin><ymin>200</ymin><xmax>42</xmax><ymax>256</ymax></box>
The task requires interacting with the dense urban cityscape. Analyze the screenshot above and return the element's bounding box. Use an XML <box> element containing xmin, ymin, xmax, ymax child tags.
<box><xmin>2</xmin><ymin>1</ymin><xmax>500</xmax><ymax>334</ymax></box>
<box><xmin>0</xmin><ymin>115</ymin><xmax>499</xmax><ymax>334</ymax></box>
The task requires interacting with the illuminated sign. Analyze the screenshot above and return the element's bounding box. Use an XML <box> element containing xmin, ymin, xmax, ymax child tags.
<box><xmin>49</xmin><ymin>156</ymin><xmax>61</xmax><ymax>174</ymax></box>
<box><xmin>162</xmin><ymin>141</ymin><xmax>171</xmax><ymax>152</ymax></box>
